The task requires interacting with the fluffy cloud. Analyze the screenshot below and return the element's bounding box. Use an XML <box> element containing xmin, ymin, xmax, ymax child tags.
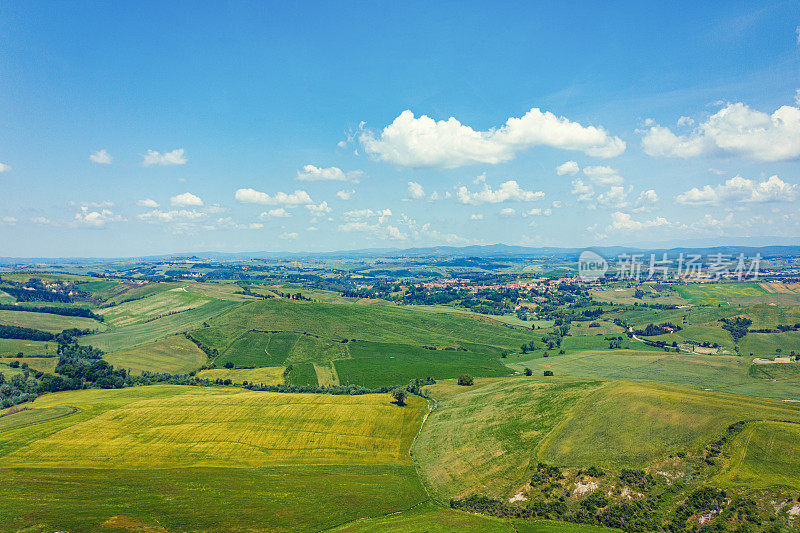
<box><xmin>137</xmin><ymin>198</ymin><xmax>159</xmax><ymax>208</ymax></box>
<box><xmin>638</xmin><ymin>189</ymin><xmax>659</xmax><ymax>203</ymax></box>
<box><xmin>360</xmin><ymin>108</ymin><xmax>625</xmax><ymax>168</ymax></box>
<box><xmin>89</xmin><ymin>149</ymin><xmax>112</xmax><ymax>165</ymax></box>
<box><xmin>296</xmin><ymin>164</ymin><xmax>364</xmax><ymax>182</ymax></box>
<box><xmin>31</xmin><ymin>216</ymin><xmax>51</xmax><ymax>225</ymax></box>
<box><xmin>137</xmin><ymin>209</ymin><xmax>206</xmax><ymax>223</ymax></box>
<box><xmin>234</xmin><ymin>188</ymin><xmax>312</xmax><ymax>205</ymax></box>
<box><xmin>260</xmin><ymin>208</ymin><xmax>290</xmax><ymax>218</ymax></box>
<box><xmin>676</xmin><ymin>175</ymin><xmax>798</xmax><ymax>205</ymax></box>
<box><xmin>1</xmin><ymin>216</ymin><xmax>17</xmax><ymax>225</ymax></box>
<box><xmin>279</xmin><ymin>232</ymin><xmax>298</xmax><ymax>240</ymax></box>
<box><xmin>470</xmin><ymin>214</ymin><xmax>484</xmax><ymax>220</ymax></box>
<box><xmin>500</xmin><ymin>208</ymin><xmax>516</xmax><ymax>216</ymax></box>
<box><xmin>583</xmin><ymin>165</ymin><xmax>624</xmax><ymax>186</ymax></box>
<box><xmin>641</xmin><ymin>101</ymin><xmax>800</xmax><ymax>161</ymax></box>
<box><xmin>607</xmin><ymin>211</ymin><xmax>672</xmax><ymax>231</ymax></box>
<box><xmin>142</xmin><ymin>148</ymin><xmax>187</xmax><ymax>166</ymax></box>
<box><xmin>0</xmin><ymin>162</ymin><xmax>11</xmax><ymax>173</ymax></box>
<box><xmin>74</xmin><ymin>206</ymin><xmax>124</xmax><ymax>228</ymax></box>
<box><xmin>570</xmin><ymin>178</ymin><xmax>595</xmax><ymax>202</ymax></box>
<box><xmin>305</xmin><ymin>201</ymin><xmax>331</xmax><ymax>215</ymax></box>
<box><xmin>407</xmin><ymin>181</ymin><xmax>426</xmax><ymax>199</ymax></box>
<box><xmin>170</xmin><ymin>192</ymin><xmax>203</xmax><ymax>207</ymax></box>
<box><xmin>556</xmin><ymin>160</ymin><xmax>580</xmax><ymax>176</ymax></box>
<box><xmin>596</xmin><ymin>185</ymin><xmax>630</xmax><ymax>208</ymax></box>
<box><xmin>338</xmin><ymin>208</ymin><xmax>401</xmax><ymax>239</ymax></box>
<box><xmin>456</xmin><ymin>180</ymin><xmax>544</xmax><ymax>205</ymax></box>
<box><xmin>336</xmin><ymin>189</ymin><xmax>355</xmax><ymax>200</ymax></box>
<box><xmin>528</xmin><ymin>208</ymin><xmax>552</xmax><ymax>216</ymax></box>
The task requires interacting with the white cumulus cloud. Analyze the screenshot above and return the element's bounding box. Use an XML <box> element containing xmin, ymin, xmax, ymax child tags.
<box><xmin>641</xmin><ymin>100</ymin><xmax>800</xmax><ymax>161</ymax></box>
<box><xmin>234</xmin><ymin>188</ymin><xmax>312</xmax><ymax>205</ymax></box>
<box><xmin>407</xmin><ymin>181</ymin><xmax>426</xmax><ymax>199</ymax></box>
<box><xmin>583</xmin><ymin>165</ymin><xmax>624</xmax><ymax>186</ymax></box>
<box><xmin>170</xmin><ymin>192</ymin><xmax>203</xmax><ymax>207</ymax></box>
<box><xmin>142</xmin><ymin>148</ymin><xmax>187</xmax><ymax>166</ymax></box>
<box><xmin>336</xmin><ymin>189</ymin><xmax>355</xmax><ymax>200</ymax></box>
<box><xmin>556</xmin><ymin>160</ymin><xmax>580</xmax><ymax>176</ymax></box>
<box><xmin>305</xmin><ymin>201</ymin><xmax>331</xmax><ymax>215</ymax></box>
<box><xmin>0</xmin><ymin>163</ymin><xmax>11</xmax><ymax>173</ymax></box>
<box><xmin>137</xmin><ymin>198</ymin><xmax>159</xmax><ymax>208</ymax></box>
<box><xmin>360</xmin><ymin>108</ymin><xmax>625</xmax><ymax>168</ymax></box>
<box><xmin>74</xmin><ymin>206</ymin><xmax>124</xmax><ymax>228</ymax></box>
<box><xmin>676</xmin><ymin>175</ymin><xmax>798</xmax><ymax>205</ymax></box>
<box><xmin>296</xmin><ymin>164</ymin><xmax>364</xmax><ymax>182</ymax></box>
<box><xmin>457</xmin><ymin>180</ymin><xmax>545</xmax><ymax>205</ymax></box>
<box><xmin>89</xmin><ymin>149</ymin><xmax>113</xmax><ymax>165</ymax></box>
<box><xmin>261</xmin><ymin>208</ymin><xmax>291</xmax><ymax>219</ymax></box>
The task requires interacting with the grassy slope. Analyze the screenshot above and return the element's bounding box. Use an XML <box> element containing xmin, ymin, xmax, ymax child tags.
<box><xmin>196</xmin><ymin>366</ymin><xmax>284</xmax><ymax>385</ymax></box>
<box><xmin>0</xmin><ymin>309</ymin><xmax>105</xmax><ymax>333</ymax></box>
<box><xmin>537</xmin><ymin>381</ymin><xmax>800</xmax><ymax>470</ymax></box>
<box><xmin>675</xmin><ymin>282</ymin><xmax>769</xmax><ymax>305</ymax></box>
<box><xmin>196</xmin><ymin>298</ymin><xmax>531</xmax><ymax>353</ymax></box>
<box><xmin>714</xmin><ymin>420</ymin><xmax>800</xmax><ymax>490</ymax></box>
<box><xmin>99</xmin><ymin>288</ymin><xmax>214</xmax><ymax>327</ymax></box>
<box><xmin>104</xmin><ymin>334</ymin><xmax>208</xmax><ymax>375</ymax></box>
<box><xmin>0</xmin><ymin>385</ymin><xmax>426</xmax><ymax>468</ymax></box>
<box><xmin>0</xmin><ymin>385</ymin><xmax>429</xmax><ymax>532</ymax></box>
<box><xmin>332</xmin><ymin>502</ymin><xmax>617</xmax><ymax>532</ymax></box>
<box><xmin>413</xmin><ymin>377</ymin><xmax>603</xmax><ymax>499</ymax></box>
<box><xmin>508</xmin><ymin>350</ymin><xmax>800</xmax><ymax>400</ymax></box>
<box><xmin>0</xmin><ymin>356</ymin><xmax>57</xmax><ymax>373</ymax></box>
<box><xmin>0</xmin><ymin>338</ymin><xmax>57</xmax><ymax>356</ymax></box>
<box><xmin>80</xmin><ymin>299</ymin><xmax>239</xmax><ymax>352</ymax></box>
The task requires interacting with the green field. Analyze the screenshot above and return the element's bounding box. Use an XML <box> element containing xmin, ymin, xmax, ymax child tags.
<box><xmin>675</xmin><ymin>282</ymin><xmax>769</xmax><ymax>305</ymax></box>
<box><xmin>333</xmin><ymin>502</ymin><xmax>617</xmax><ymax>532</ymax></box>
<box><xmin>414</xmin><ymin>377</ymin><xmax>602</xmax><ymax>499</ymax></box>
<box><xmin>336</xmin><ymin>341</ymin><xmax>511</xmax><ymax>388</ymax></box>
<box><xmin>80</xmin><ymin>299</ymin><xmax>240</xmax><ymax>352</ymax></box>
<box><xmin>0</xmin><ymin>338</ymin><xmax>57</xmax><ymax>356</ymax></box>
<box><xmin>196</xmin><ymin>366</ymin><xmax>285</xmax><ymax>385</ymax></box>
<box><xmin>195</xmin><ymin>299</ymin><xmax>531</xmax><ymax>354</ymax></box>
<box><xmin>104</xmin><ymin>334</ymin><xmax>208</xmax><ymax>374</ymax></box>
<box><xmin>536</xmin><ymin>381</ymin><xmax>800</xmax><ymax>469</ymax></box>
<box><xmin>211</xmin><ymin>330</ymin><xmax>349</xmax><ymax>367</ymax></box>
<box><xmin>0</xmin><ymin>385</ymin><xmax>430</xmax><ymax>531</ymax></box>
<box><xmin>714</xmin><ymin>420</ymin><xmax>800</xmax><ymax>490</ymax></box>
<box><xmin>0</xmin><ymin>385</ymin><xmax>426</xmax><ymax>468</ymax></box>
<box><xmin>0</xmin><ymin>309</ymin><xmax>104</xmax><ymax>333</ymax></box>
<box><xmin>508</xmin><ymin>349</ymin><xmax>800</xmax><ymax>399</ymax></box>
<box><xmin>99</xmin><ymin>288</ymin><xmax>215</xmax><ymax>327</ymax></box>
<box><xmin>0</xmin><ymin>356</ymin><xmax>57</xmax><ymax>373</ymax></box>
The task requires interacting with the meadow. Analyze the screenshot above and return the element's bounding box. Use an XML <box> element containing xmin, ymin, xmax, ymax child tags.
<box><xmin>81</xmin><ymin>299</ymin><xmax>240</xmax><ymax>352</ymax></box>
<box><xmin>675</xmin><ymin>282</ymin><xmax>769</xmax><ymax>305</ymax></box>
<box><xmin>0</xmin><ymin>338</ymin><xmax>57</xmax><ymax>356</ymax></box>
<box><xmin>103</xmin><ymin>334</ymin><xmax>208</xmax><ymax>375</ymax></box>
<box><xmin>536</xmin><ymin>381</ymin><xmax>800</xmax><ymax>469</ymax></box>
<box><xmin>413</xmin><ymin>377</ymin><xmax>603</xmax><ymax>499</ymax></box>
<box><xmin>0</xmin><ymin>385</ymin><xmax>430</xmax><ymax>531</ymax></box>
<box><xmin>508</xmin><ymin>349</ymin><xmax>800</xmax><ymax>399</ymax></box>
<box><xmin>0</xmin><ymin>309</ymin><xmax>104</xmax><ymax>333</ymax></box>
<box><xmin>99</xmin><ymin>288</ymin><xmax>215</xmax><ymax>327</ymax></box>
<box><xmin>196</xmin><ymin>366</ymin><xmax>285</xmax><ymax>385</ymax></box>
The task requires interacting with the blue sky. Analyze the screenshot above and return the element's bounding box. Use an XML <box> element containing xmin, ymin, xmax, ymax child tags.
<box><xmin>1</xmin><ymin>1</ymin><xmax>799</xmax><ymax>256</ymax></box>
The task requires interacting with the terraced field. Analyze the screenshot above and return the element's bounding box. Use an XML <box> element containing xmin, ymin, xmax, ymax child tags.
<box><xmin>104</xmin><ymin>334</ymin><xmax>208</xmax><ymax>374</ymax></box>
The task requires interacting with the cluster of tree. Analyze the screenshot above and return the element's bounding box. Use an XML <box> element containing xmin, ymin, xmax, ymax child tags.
<box><xmin>751</xmin><ymin>322</ymin><xmax>800</xmax><ymax>333</ymax></box>
<box><xmin>605</xmin><ymin>336</ymin><xmax>625</xmax><ymax>349</ymax></box>
<box><xmin>0</xmin><ymin>303</ymin><xmax>102</xmax><ymax>321</ymax></box>
<box><xmin>1</xmin><ymin>285</ymin><xmax>74</xmax><ymax>303</ymax></box>
<box><xmin>634</xmin><ymin>322</ymin><xmax>681</xmax><ymax>336</ymax></box>
<box><xmin>184</xmin><ymin>333</ymin><xmax>219</xmax><ymax>358</ymax></box>
<box><xmin>720</xmin><ymin>316</ymin><xmax>752</xmax><ymax>342</ymax></box>
<box><xmin>0</xmin><ymin>325</ymin><xmax>93</xmax><ymax>344</ymax></box>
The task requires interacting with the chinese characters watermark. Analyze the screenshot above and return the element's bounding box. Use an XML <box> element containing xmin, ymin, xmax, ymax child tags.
<box><xmin>578</xmin><ymin>251</ymin><xmax>760</xmax><ymax>282</ymax></box>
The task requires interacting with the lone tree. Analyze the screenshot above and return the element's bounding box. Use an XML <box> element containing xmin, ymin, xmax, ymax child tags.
<box><xmin>457</xmin><ymin>374</ymin><xmax>474</xmax><ymax>386</ymax></box>
<box><xmin>524</xmin><ymin>367</ymin><xmax>532</xmax><ymax>376</ymax></box>
<box><xmin>391</xmin><ymin>387</ymin><xmax>407</xmax><ymax>406</ymax></box>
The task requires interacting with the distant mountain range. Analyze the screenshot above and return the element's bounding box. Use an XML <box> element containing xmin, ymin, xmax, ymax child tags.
<box><xmin>3</xmin><ymin>243</ymin><xmax>800</xmax><ymax>265</ymax></box>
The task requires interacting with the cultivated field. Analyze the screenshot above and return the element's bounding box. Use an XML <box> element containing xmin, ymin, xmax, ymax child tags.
<box><xmin>0</xmin><ymin>309</ymin><xmax>104</xmax><ymax>333</ymax></box>
<box><xmin>104</xmin><ymin>334</ymin><xmax>208</xmax><ymax>375</ymax></box>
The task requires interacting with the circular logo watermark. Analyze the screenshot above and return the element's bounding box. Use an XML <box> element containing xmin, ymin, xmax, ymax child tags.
<box><xmin>578</xmin><ymin>250</ymin><xmax>608</xmax><ymax>281</ymax></box>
